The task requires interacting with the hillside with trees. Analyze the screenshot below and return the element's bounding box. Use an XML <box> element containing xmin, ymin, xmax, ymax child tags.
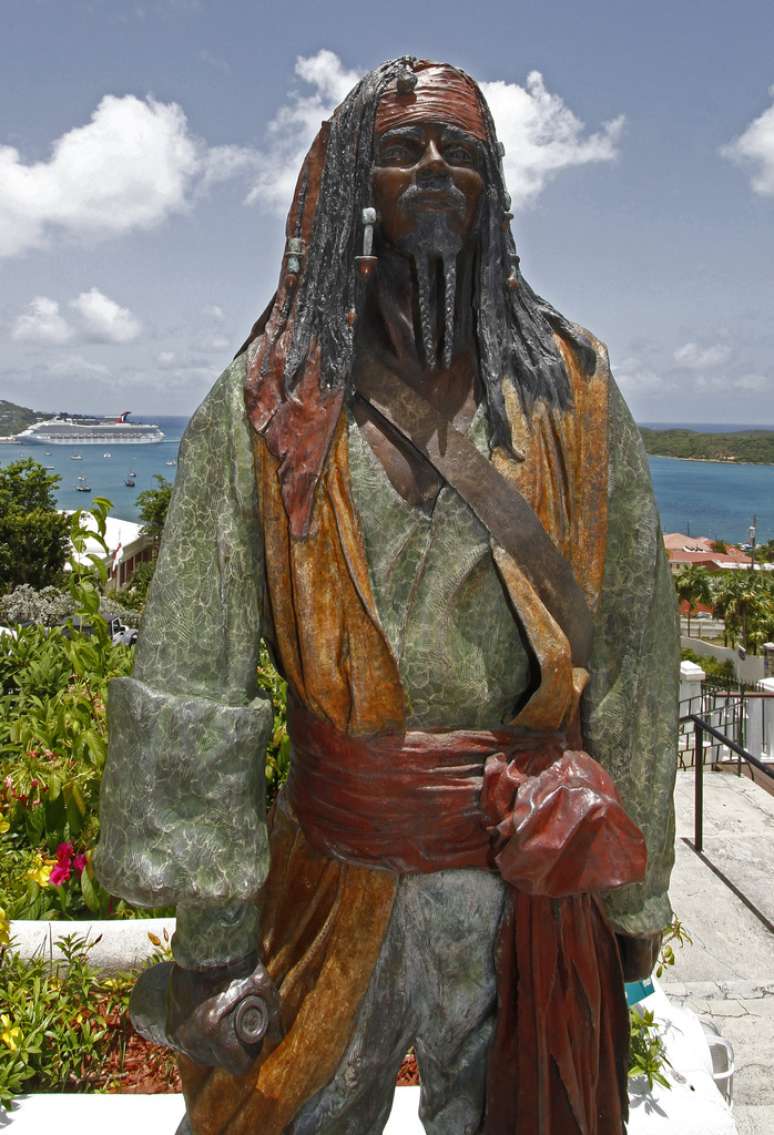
<box><xmin>640</xmin><ymin>427</ymin><xmax>774</xmax><ymax>464</ymax></box>
<box><xmin>0</xmin><ymin>399</ymin><xmax>49</xmax><ymax>437</ymax></box>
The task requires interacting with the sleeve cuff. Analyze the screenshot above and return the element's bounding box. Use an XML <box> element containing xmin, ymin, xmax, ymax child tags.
<box><xmin>95</xmin><ymin>676</ymin><xmax>273</xmax><ymax>908</ymax></box>
<box><xmin>172</xmin><ymin>900</ymin><xmax>260</xmax><ymax>969</ymax></box>
<box><xmin>603</xmin><ymin>889</ymin><xmax>674</xmax><ymax>938</ymax></box>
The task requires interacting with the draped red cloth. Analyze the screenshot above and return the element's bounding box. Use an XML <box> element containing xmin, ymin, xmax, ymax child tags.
<box><xmin>287</xmin><ymin>700</ymin><xmax>646</xmax><ymax>1134</ymax></box>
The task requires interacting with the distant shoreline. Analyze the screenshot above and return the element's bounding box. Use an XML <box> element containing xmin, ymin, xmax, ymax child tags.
<box><xmin>648</xmin><ymin>453</ymin><xmax>774</xmax><ymax>468</ymax></box>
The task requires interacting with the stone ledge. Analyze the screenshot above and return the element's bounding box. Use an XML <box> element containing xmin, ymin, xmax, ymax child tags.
<box><xmin>7</xmin><ymin>917</ymin><xmax>176</xmax><ymax>971</ymax></box>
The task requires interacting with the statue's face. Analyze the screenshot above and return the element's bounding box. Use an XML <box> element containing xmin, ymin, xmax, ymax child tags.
<box><xmin>371</xmin><ymin>122</ymin><xmax>484</xmax><ymax>256</ymax></box>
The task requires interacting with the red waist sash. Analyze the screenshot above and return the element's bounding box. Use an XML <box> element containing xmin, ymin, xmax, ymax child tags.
<box><xmin>286</xmin><ymin>699</ymin><xmax>646</xmax><ymax>898</ymax></box>
<box><xmin>286</xmin><ymin>699</ymin><xmax>647</xmax><ymax>1133</ymax></box>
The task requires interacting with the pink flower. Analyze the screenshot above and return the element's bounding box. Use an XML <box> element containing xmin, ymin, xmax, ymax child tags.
<box><xmin>55</xmin><ymin>842</ymin><xmax>74</xmax><ymax>864</ymax></box>
<box><xmin>49</xmin><ymin>863</ymin><xmax>71</xmax><ymax>886</ymax></box>
<box><xmin>72</xmin><ymin>854</ymin><xmax>87</xmax><ymax>875</ymax></box>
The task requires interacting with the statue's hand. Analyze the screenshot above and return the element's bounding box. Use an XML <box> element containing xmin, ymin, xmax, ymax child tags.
<box><xmin>616</xmin><ymin>931</ymin><xmax>662</xmax><ymax>983</ymax></box>
<box><xmin>167</xmin><ymin>953</ymin><xmax>282</xmax><ymax>1076</ymax></box>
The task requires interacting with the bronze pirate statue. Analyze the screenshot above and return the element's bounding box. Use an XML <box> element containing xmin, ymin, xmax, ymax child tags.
<box><xmin>96</xmin><ymin>58</ymin><xmax>679</xmax><ymax>1134</ymax></box>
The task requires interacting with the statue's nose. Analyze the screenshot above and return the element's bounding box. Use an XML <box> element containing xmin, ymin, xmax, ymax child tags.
<box><xmin>416</xmin><ymin>139</ymin><xmax>450</xmax><ymax>186</ymax></box>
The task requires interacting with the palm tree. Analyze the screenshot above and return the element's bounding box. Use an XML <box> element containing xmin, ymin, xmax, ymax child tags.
<box><xmin>712</xmin><ymin>571</ymin><xmax>774</xmax><ymax>653</ymax></box>
<box><xmin>674</xmin><ymin>565</ymin><xmax>713</xmax><ymax>638</ymax></box>
<box><xmin>711</xmin><ymin>573</ymin><xmax>743</xmax><ymax>647</ymax></box>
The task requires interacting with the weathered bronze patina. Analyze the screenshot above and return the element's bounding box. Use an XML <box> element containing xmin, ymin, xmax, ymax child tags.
<box><xmin>97</xmin><ymin>55</ymin><xmax>679</xmax><ymax>1135</ymax></box>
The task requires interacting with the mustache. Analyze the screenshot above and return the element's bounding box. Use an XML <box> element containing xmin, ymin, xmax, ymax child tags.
<box><xmin>398</xmin><ymin>182</ymin><xmax>467</xmax><ymax>215</ymax></box>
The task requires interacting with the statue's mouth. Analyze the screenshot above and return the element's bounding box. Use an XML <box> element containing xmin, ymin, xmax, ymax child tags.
<box><xmin>402</xmin><ymin>188</ymin><xmax>464</xmax><ymax>215</ymax></box>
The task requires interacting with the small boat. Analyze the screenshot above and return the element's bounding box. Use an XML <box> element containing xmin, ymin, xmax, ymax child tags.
<box><xmin>125</xmin><ymin>473</ymin><xmax>136</xmax><ymax>487</ymax></box>
<box><xmin>70</xmin><ymin>453</ymin><xmax>82</xmax><ymax>461</ymax></box>
<box><xmin>76</xmin><ymin>474</ymin><xmax>91</xmax><ymax>493</ymax></box>
<box><xmin>103</xmin><ymin>452</ymin><xmax>112</xmax><ymax>458</ymax></box>
<box><xmin>45</xmin><ymin>465</ymin><xmax>55</xmax><ymax>470</ymax></box>
<box><xmin>165</xmin><ymin>459</ymin><xmax>177</xmax><ymax>466</ymax></box>
<box><xmin>44</xmin><ymin>451</ymin><xmax>51</xmax><ymax>456</ymax></box>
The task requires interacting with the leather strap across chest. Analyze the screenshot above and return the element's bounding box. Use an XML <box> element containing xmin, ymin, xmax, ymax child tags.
<box><xmin>354</xmin><ymin>362</ymin><xmax>594</xmax><ymax>668</ymax></box>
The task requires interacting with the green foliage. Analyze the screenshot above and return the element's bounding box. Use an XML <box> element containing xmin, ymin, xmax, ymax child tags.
<box><xmin>680</xmin><ymin>647</ymin><xmax>735</xmax><ymax>681</ymax></box>
<box><xmin>629</xmin><ymin>1007</ymin><xmax>671</xmax><ymax>1090</ymax></box>
<box><xmin>119</xmin><ymin>558</ymin><xmax>157</xmax><ymax>612</ymax></box>
<box><xmin>627</xmin><ymin>917</ymin><xmax>692</xmax><ymax>1091</ymax></box>
<box><xmin>0</xmin><ymin>504</ymin><xmax>144</xmax><ymax>919</ymax></box>
<box><xmin>136</xmin><ymin>474</ymin><xmax>172</xmax><ymax>544</ymax></box>
<box><xmin>641</xmin><ymin>427</ymin><xmax>774</xmax><ymax>465</ymax></box>
<box><xmin>674</xmin><ymin>564</ymin><xmax>713</xmax><ymax>636</ymax></box>
<box><xmin>0</xmin><ymin>929</ymin><xmax>174</xmax><ymax>1106</ymax></box>
<box><xmin>753</xmin><ymin>539</ymin><xmax>774</xmax><ymax>564</ymax></box>
<box><xmin>257</xmin><ymin>645</ymin><xmax>290</xmax><ymax>807</ymax></box>
<box><xmin>0</xmin><ymin>459</ymin><xmax>70</xmax><ymax>593</ymax></box>
<box><xmin>710</xmin><ymin>570</ymin><xmax>774</xmax><ymax>652</ymax></box>
<box><xmin>655</xmin><ymin>917</ymin><xmax>693</xmax><ymax>978</ymax></box>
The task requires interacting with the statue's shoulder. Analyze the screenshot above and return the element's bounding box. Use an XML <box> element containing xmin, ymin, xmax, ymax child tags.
<box><xmin>185</xmin><ymin>353</ymin><xmax>250</xmax><ymax>439</ymax></box>
<box><xmin>560</xmin><ymin>319</ymin><xmax>613</xmax><ymax>387</ymax></box>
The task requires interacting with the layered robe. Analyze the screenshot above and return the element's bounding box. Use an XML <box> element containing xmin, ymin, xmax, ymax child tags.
<box><xmin>96</xmin><ymin>326</ymin><xmax>679</xmax><ymax>1134</ymax></box>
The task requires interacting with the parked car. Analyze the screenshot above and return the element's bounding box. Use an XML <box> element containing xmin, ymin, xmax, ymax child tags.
<box><xmin>60</xmin><ymin>613</ymin><xmax>139</xmax><ymax>647</ymax></box>
<box><xmin>104</xmin><ymin>613</ymin><xmax>139</xmax><ymax>647</ymax></box>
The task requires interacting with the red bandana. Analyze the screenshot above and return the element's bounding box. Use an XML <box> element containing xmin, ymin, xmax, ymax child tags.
<box><xmin>375</xmin><ymin>61</ymin><xmax>488</xmax><ymax>141</ymax></box>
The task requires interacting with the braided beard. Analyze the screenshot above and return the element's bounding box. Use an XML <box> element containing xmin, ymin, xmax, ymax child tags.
<box><xmin>396</xmin><ymin>205</ymin><xmax>464</xmax><ymax>371</ymax></box>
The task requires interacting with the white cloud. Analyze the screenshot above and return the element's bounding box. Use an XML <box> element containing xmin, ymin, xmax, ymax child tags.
<box><xmin>200</xmin><ymin>333</ymin><xmax>230</xmax><ymax>352</ymax></box>
<box><xmin>202</xmin><ymin>304</ymin><xmax>225</xmax><ymax>321</ymax></box>
<box><xmin>245</xmin><ymin>50</ymin><xmax>360</xmax><ymax>214</ymax></box>
<box><xmin>11</xmin><ymin>296</ymin><xmax>74</xmax><ymax>344</ymax></box>
<box><xmin>70</xmin><ymin>288</ymin><xmax>142</xmax><ymax>343</ymax></box>
<box><xmin>693</xmin><ymin>374</ymin><xmax>725</xmax><ymax>392</ymax></box>
<box><xmin>48</xmin><ymin>354</ymin><xmax>111</xmax><ymax>378</ymax></box>
<box><xmin>0</xmin><ymin>94</ymin><xmax>260</xmax><ymax>258</ymax></box>
<box><xmin>673</xmin><ymin>341</ymin><xmax>732</xmax><ymax>369</ymax></box>
<box><xmin>722</xmin><ymin>87</ymin><xmax>774</xmax><ymax>196</ymax></box>
<box><xmin>11</xmin><ymin>289</ymin><xmax>141</xmax><ymax>346</ymax></box>
<box><xmin>198</xmin><ymin>144</ymin><xmax>262</xmax><ymax>192</ymax></box>
<box><xmin>245</xmin><ymin>53</ymin><xmax>624</xmax><ymax>215</ymax></box>
<box><xmin>614</xmin><ymin>358</ymin><xmax>666</xmax><ymax>396</ymax></box>
<box><xmin>157</xmin><ymin>350</ymin><xmax>176</xmax><ymax>367</ymax></box>
<box><xmin>734</xmin><ymin>373</ymin><xmax>769</xmax><ymax>391</ymax></box>
<box><xmin>480</xmin><ymin>72</ymin><xmax>624</xmax><ymax>209</ymax></box>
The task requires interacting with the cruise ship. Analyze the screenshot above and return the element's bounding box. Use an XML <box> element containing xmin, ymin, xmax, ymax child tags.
<box><xmin>16</xmin><ymin>411</ymin><xmax>164</xmax><ymax>446</ymax></box>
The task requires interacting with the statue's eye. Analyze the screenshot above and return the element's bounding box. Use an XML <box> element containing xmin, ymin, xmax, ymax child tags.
<box><xmin>443</xmin><ymin>144</ymin><xmax>475</xmax><ymax>167</ymax></box>
<box><xmin>379</xmin><ymin>140</ymin><xmax>418</xmax><ymax>166</ymax></box>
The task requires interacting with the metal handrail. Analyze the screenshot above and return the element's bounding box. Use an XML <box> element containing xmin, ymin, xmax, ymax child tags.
<box><xmin>682</xmin><ymin>712</ymin><xmax>774</xmax><ymax>852</ymax></box>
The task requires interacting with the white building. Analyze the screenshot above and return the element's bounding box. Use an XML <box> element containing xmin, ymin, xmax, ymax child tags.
<box><xmin>62</xmin><ymin>512</ymin><xmax>155</xmax><ymax>591</ymax></box>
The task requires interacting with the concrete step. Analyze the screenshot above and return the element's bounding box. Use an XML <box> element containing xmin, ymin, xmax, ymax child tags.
<box><xmin>735</xmin><ymin>1103</ymin><xmax>774</xmax><ymax>1135</ymax></box>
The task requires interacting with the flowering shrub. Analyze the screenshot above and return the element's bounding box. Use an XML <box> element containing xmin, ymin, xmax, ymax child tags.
<box><xmin>0</xmin><ymin>584</ymin><xmax>72</xmax><ymax>627</ymax></box>
<box><xmin>0</xmin><ymin>502</ymin><xmax>153</xmax><ymax>920</ymax></box>
<box><xmin>0</xmin><ymin>931</ymin><xmax>176</xmax><ymax>1106</ymax></box>
<box><xmin>0</xmin><ymin>501</ymin><xmax>289</xmax><ymax>921</ymax></box>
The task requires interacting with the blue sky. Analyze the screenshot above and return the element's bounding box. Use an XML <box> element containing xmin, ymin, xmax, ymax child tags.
<box><xmin>2</xmin><ymin>0</ymin><xmax>774</xmax><ymax>421</ymax></box>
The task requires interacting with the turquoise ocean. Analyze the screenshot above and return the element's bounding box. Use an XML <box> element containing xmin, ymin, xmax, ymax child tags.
<box><xmin>2</xmin><ymin>417</ymin><xmax>773</xmax><ymax>546</ymax></box>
